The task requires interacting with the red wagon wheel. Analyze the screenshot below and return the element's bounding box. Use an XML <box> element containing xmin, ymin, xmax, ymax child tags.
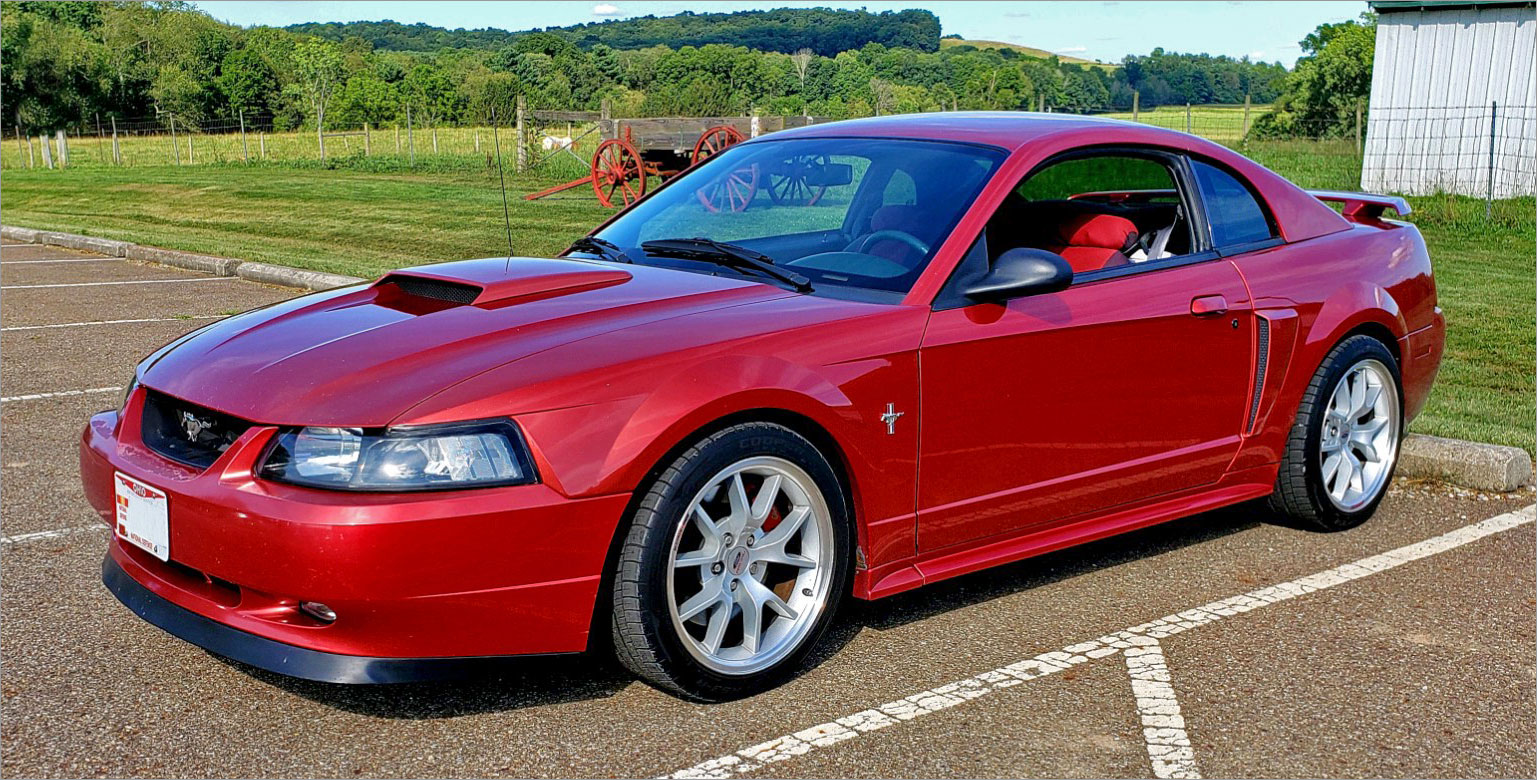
<box><xmin>697</xmin><ymin>164</ymin><xmax>760</xmax><ymax>213</ymax></box>
<box><xmin>767</xmin><ymin>153</ymin><xmax>830</xmax><ymax>207</ymax></box>
<box><xmin>591</xmin><ymin>139</ymin><xmax>646</xmax><ymax>208</ymax></box>
<box><xmin>691</xmin><ymin>125</ymin><xmax>745</xmax><ymax>165</ymax></box>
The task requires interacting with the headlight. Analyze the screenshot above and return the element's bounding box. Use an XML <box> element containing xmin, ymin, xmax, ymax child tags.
<box><xmin>258</xmin><ymin>420</ymin><xmax>537</xmax><ymax>491</ymax></box>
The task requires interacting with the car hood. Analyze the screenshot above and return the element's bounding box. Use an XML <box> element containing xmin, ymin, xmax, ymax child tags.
<box><xmin>140</xmin><ymin>256</ymin><xmax>793</xmax><ymax>426</ymax></box>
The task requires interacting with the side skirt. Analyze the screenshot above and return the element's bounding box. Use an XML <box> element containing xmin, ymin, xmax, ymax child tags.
<box><xmin>856</xmin><ymin>469</ymin><xmax>1276</xmax><ymax>600</ymax></box>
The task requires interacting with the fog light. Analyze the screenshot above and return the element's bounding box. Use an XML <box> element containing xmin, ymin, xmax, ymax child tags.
<box><xmin>300</xmin><ymin>601</ymin><xmax>336</xmax><ymax>623</ymax></box>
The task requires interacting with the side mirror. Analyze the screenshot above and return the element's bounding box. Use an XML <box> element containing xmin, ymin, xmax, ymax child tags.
<box><xmin>965</xmin><ymin>248</ymin><xmax>1074</xmax><ymax>302</ymax></box>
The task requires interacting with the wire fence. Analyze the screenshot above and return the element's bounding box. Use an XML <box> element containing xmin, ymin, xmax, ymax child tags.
<box><xmin>4</xmin><ymin>102</ymin><xmax>1533</xmax><ymax>202</ymax></box>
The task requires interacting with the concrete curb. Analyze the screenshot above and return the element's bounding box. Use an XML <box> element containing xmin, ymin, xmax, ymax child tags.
<box><xmin>1399</xmin><ymin>433</ymin><xmax>1534</xmax><ymax>493</ymax></box>
<box><xmin>1</xmin><ymin>225</ymin><xmax>367</xmax><ymax>292</ymax></box>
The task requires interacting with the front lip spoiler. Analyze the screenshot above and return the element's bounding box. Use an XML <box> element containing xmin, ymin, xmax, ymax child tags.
<box><xmin>101</xmin><ymin>554</ymin><xmax>560</xmax><ymax>684</ymax></box>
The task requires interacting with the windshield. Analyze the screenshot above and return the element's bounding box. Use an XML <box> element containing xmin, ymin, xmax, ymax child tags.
<box><xmin>590</xmin><ymin>137</ymin><xmax>1005</xmax><ymax>298</ymax></box>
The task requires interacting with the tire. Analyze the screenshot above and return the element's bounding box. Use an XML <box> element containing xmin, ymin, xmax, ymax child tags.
<box><xmin>610</xmin><ymin>422</ymin><xmax>851</xmax><ymax>701</ymax></box>
<box><xmin>1269</xmin><ymin>335</ymin><xmax>1404</xmax><ymax>531</ymax></box>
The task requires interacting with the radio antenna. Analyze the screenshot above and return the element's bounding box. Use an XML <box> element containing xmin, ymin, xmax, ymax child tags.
<box><xmin>490</xmin><ymin>106</ymin><xmax>515</xmax><ymax>272</ymax></box>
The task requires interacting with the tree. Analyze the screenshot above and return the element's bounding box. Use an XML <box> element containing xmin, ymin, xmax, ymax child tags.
<box><xmin>217</xmin><ymin>47</ymin><xmax>278</xmax><ymax>114</ymax></box>
<box><xmin>291</xmin><ymin>37</ymin><xmax>343</xmax><ymax>130</ymax></box>
<box><xmin>1252</xmin><ymin>13</ymin><xmax>1376</xmax><ymax>138</ymax></box>
<box><xmin>790</xmin><ymin>47</ymin><xmax>813</xmax><ymax>91</ymax></box>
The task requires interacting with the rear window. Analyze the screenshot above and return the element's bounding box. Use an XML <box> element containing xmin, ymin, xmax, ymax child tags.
<box><xmin>1192</xmin><ymin>160</ymin><xmax>1274</xmax><ymax>247</ymax></box>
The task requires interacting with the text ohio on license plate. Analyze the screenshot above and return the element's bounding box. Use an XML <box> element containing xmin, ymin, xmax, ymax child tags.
<box><xmin>114</xmin><ymin>471</ymin><xmax>169</xmax><ymax>561</ymax></box>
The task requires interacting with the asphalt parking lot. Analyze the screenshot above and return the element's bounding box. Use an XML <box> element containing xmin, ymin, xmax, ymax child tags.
<box><xmin>2</xmin><ymin>241</ymin><xmax>1533</xmax><ymax>778</ymax></box>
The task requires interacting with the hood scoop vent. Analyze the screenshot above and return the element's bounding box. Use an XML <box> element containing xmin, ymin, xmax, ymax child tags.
<box><xmin>382</xmin><ymin>274</ymin><xmax>482</xmax><ymax>304</ymax></box>
<box><xmin>377</xmin><ymin>259</ymin><xmax>633</xmax><ymax>307</ymax></box>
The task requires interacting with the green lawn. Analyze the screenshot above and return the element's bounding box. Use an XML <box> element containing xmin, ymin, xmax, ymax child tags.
<box><xmin>2</xmin><ymin>163</ymin><xmax>1530</xmax><ymax>452</ymax></box>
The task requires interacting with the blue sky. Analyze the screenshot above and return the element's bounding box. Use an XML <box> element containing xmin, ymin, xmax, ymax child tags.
<box><xmin>195</xmin><ymin>1</ymin><xmax>1368</xmax><ymax>66</ymax></box>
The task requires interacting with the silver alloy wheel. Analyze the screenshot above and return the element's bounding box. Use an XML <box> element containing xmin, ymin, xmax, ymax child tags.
<box><xmin>666</xmin><ymin>456</ymin><xmax>835</xmax><ymax>676</ymax></box>
<box><xmin>1318</xmin><ymin>358</ymin><xmax>1400</xmax><ymax>511</ymax></box>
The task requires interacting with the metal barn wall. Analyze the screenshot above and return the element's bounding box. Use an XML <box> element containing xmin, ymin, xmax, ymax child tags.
<box><xmin>1362</xmin><ymin>4</ymin><xmax>1536</xmax><ymax>197</ymax></box>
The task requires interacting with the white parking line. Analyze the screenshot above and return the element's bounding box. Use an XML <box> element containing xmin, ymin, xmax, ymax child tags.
<box><xmin>665</xmin><ymin>504</ymin><xmax>1536</xmax><ymax>779</ymax></box>
<box><xmin>2</xmin><ymin>277</ymin><xmax>231</xmax><ymax>289</ymax></box>
<box><xmin>0</xmin><ymin>525</ymin><xmax>105</xmax><ymax>545</ymax></box>
<box><xmin>1126</xmin><ymin>638</ymin><xmax>1199</xmax><ymax>779</ymax></box>
<box><xmin>0</xmin><ymin>257</ymin><xmax>121</xmax><ymax>265</ymax></box>
<box><xmin>2</xmin><ymin>315</ymin><xmax>222</xmax><ymax>332</ymax></box>
<box><xmin>1</xmin><ymin>387</ymin><xmax>121</xmax><ymax>403</ymax></box>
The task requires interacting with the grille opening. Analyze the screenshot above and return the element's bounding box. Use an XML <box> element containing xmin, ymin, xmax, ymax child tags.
<box><xmin>141</xmin><ymin>390</ymin><xmax>253</xmax><ymax>470</ymax></box>
<box><xmin>381</xmin><ymin>275</ymin><xmax>482</xmax><ymax>305</ymax></box>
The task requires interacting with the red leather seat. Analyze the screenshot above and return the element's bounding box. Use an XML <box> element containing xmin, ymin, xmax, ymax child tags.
<box><xmin>1044</xmin><ymin>213</ymin><xmax>1139</xmax><ymax>272</ymax></box>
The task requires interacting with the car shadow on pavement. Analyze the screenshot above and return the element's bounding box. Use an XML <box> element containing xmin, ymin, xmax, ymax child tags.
<box><xmin>231</xmin><ymin>500</ymin><xmax>1270</xmax><ymax>717</ymax></box>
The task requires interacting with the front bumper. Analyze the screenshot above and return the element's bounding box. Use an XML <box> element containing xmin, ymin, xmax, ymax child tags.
<box><xmin>82</xmin><ymin>390</ymin><xmax>631</xmax><ymax>671</ymax></box>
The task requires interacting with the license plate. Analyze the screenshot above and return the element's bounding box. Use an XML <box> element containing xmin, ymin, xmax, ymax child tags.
<box><xmin>114</xmin><ymin>471</ymin><xmax>169</xmax><ymax>561</ymax></box>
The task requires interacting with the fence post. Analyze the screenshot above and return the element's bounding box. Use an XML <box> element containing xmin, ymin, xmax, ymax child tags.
<box><xmin>317</xmin><ymin>114</ymin><xmax>326</xmax><ymax>160</ymax></box>
<box><xmin>14</xmin><ymin>121</ymin><xmax>27</xmax><ymax>169</ymax></box>
<box><xmin>259</xmin><ymin>131</ymin><xmax>266</xmax><ymax>160</ymax></box>
<box><xmin>1037</xmin><ymin>94</ymin><xmax>1045</xmax><ymax>112</ymax></box>
<box><xmin>406</xmin><ymin>105</ymin><xmax>415</xmax><ymax>165</ymax></box>
<box><xmin>515</xmin><ymin>95</ymin><xmax>527</xmax><ymax>172</ymax></box>
<box><xmin>475</xmin><ymin>127</ymin><xmax>480</xmax><ymax>154</ymax></box>
<box><xmin>169</xmin><ymin>115</ymin><xmax>179</xmax><ymax>165</ymax></box>
<box><xmin>187</xmin><ymin>133</ymin><xmax>193</xmax><ymax>165</ymax></box>
<box><xmin>432</xmin><ymin>125</ymin><xmax>438</xmax><ymax>155</ymax></box>
<box><xmin>56</xmin><ymin>130</ymin><xmax>68</xmax><ymax>168</ymax></box>
<box><xmin>40</xmin><ymin>134</ymin><xmax>53</xmax><ymax>168</ymax></box>
<box><xmin>1184</xmin><ymin>103</ymin><xmax>1192</xmax><ymax>134</ymax></box>
<box><xmin>111</xmin><ymin>116</ymin><xmax>120</xmax><ymax>165</ymax></box>
<box><xmin>239</xmin><ymin>110</ymin><xmax>249</xmax><ymax>163</ymax></box>
<box><xmin>1354</xmin><ymin>100</ymin><xmax>1363</xmax><ymax>156</ymax></box>
<box><xmin>95</xmin><ymin>113</ymin><xmax>105</xmax><ymax>164</ymax></box>
<box><xmin>364</xmin><ymin>123</ymin><xmax>371</xmax><ymax>156</ymax></box>
<box><xmin>1242</xmin><ymin>93</ymin><xmax>1251</xmax><ymax>137</ymax></box>
<box><xmin>1487</xmin><ymin>101</ymin><xmax>1497</xmax><ymax>218</ymax></box>
<box><xmin>1132</xmin><ymin>90</ymin><xmax>1140</xmax><ymax>122</ymax></box>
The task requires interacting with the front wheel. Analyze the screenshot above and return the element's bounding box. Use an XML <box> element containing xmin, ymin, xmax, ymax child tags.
<box><xmin>1269</xmin><ymin>335</ymin><xmax>1403</xmax><ymax>531</ymax></box>
<box><xmin>610</xmin><ymin>423</ymin><xmax>850</xmax><ymax>701</ymax></box>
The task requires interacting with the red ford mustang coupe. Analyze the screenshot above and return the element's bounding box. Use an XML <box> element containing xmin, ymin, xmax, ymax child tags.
<box><xmin>82</xmin><ymin>113</ymin><xmax>1441</xmax><ymax>700</ymax></box>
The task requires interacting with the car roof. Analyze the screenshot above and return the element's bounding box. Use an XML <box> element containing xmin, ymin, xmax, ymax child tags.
<box><xmin>765</xmin><ymin>111</ymin><xmax>1182</xmax><ymax>151</ymax></box>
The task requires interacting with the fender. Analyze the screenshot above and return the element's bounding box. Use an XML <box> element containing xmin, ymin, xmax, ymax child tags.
<box><xmin>1301</xmin><ymin>280</ymin><xmax>1407</xmax><ymax>370</ymax></box>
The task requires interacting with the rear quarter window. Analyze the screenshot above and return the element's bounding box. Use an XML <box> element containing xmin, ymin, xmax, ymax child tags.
<box><xmin>1192</xmin><ymin>160</ymin><xmax>1275</xmax><ymax>247</ymax></box>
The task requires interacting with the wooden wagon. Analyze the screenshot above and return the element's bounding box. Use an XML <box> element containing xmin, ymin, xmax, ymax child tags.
<box><xmin>524</xmin><ymin>116</ymin><xmax>827</xmax><ymax>210</ymax></box>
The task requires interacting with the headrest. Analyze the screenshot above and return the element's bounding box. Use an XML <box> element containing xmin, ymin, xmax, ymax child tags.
<box><xmin>1057</xmin><ymin>213</ymin><xmax>1139</xmax><ymax>251</ymax></box>
<box><xmin>871</xmin><ymin>205</ymin><xmax>924</xmax><ymax>232</ymax></box>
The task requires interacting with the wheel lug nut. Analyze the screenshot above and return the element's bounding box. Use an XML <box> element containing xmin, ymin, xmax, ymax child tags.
<box><xmin>801</xmin><ymin>588</ymin><xmax>813</xmax><ymax>597</ymax></box>
<box><xmin>722</xmin><ymin>534</ymin><xmax>734</xmax><ymax>546</ymax></box>
<box><xmin>745</xmin><ymin>535</ymin><xmax>755</xmax><ymax>547</ymax></box>
<box><xmin>730</xmin><ymin>580</ymin><xmax>739</xmax><ymax>592</ymax></box>
<box><xmin>711</xmin><ymin>562</ymin><xmax>723</xmax><ymax>575</ymax></box>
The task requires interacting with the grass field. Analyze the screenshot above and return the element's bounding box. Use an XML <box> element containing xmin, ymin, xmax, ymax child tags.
<box><xmin>940</xmin><ymin>37</ymin><xmax>1116</xmax><ymax>69</ymax></box>
<box><xmin>1102</xmin><ymin>103</ymin><xmax>1273</xmax><ymax>144</ymax></box>
<box><xmin>1</xmin><ymin>156</ymin><xmax>1530</xmax><ymax>453</ymax></box>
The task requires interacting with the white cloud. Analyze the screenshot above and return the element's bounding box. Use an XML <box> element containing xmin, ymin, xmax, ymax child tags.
<box><xmin>1248</xmin><ymin>50</ymin><xmax>1265</xmax><ymax>59</ymax></box>
<box><xmin>1056</xmin><ymin>46</ymin><xmax>1089</xmax><ymax>54</ymax></box>
<box><xmin>593</xmin><ymin>3</ymin><xmax>621</xmax><ymax>16</ymax></box>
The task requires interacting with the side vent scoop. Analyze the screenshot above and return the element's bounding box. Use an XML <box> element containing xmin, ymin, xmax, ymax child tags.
<box><xmin>376</xmin><ymin>257</ymin><xmax>632</xmax><ymax>306</ymax></box>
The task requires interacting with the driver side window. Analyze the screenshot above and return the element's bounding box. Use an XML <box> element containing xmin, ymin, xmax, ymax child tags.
<box><xmin>986</xmin><ymin>152</ymin><xmax>1196</xmax><ymax>279</ymax></box>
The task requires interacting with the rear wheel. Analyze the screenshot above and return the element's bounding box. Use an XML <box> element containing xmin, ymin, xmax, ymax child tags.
<box><xmin>611</xmin><ymin>423</ymin><xmax>849</xmax><ymax>700</ymax></box>
<box><xmin>1269</xmin><ymin>335</ymin><xmax>1403</xmax><ymax>531</ymax></box>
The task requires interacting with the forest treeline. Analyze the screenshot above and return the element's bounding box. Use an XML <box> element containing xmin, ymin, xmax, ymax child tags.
<box><xmin>1</xmin><ymin>2</ymin><xmax>1365</xmax><ymax>137</ymax></box>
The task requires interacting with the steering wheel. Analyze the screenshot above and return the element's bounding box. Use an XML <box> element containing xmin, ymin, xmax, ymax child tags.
<box><xmin>845</xmin><ymin>229</ymin><xmax>930</xmax><ymax>257</ymax></box>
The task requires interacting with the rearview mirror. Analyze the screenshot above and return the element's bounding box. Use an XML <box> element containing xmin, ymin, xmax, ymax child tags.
<box><xmin>802</xmin><ymin>162</ymin><xmax>853</xmax><ymax>188</ymax></box>
<box><xmin>965</xmin><ymin>249</ymin><xmax>1073</xmax><ymax>302</ymax></box>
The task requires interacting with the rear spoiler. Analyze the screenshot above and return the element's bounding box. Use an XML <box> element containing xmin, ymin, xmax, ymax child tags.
<box><xmin>1307</xmin><ymin>190</ymin><xmax>1412</xmax><ymax>222</ymax></box>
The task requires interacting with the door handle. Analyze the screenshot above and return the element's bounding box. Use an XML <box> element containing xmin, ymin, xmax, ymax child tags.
<box><xmin>1190</xmin><ymin>294</ymin><xmax>1229</xmax><ymax>316</ymax></box>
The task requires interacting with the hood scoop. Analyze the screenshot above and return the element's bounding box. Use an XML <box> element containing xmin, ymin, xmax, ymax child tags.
<box><xmin>376</xmin><ymin>257</ymin><xmax>632</xmax><ymax>306</ymax></box>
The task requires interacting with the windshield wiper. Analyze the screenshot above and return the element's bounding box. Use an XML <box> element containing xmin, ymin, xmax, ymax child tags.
<box><xmin>565</xmin><ymin>236</ymin><xmax>636</xmax><ymax>264</ymax></box>
<box><xmin>640</xmin><ymin>238</ymin><xmax>813</xmax><ymax>293</ymax></box>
